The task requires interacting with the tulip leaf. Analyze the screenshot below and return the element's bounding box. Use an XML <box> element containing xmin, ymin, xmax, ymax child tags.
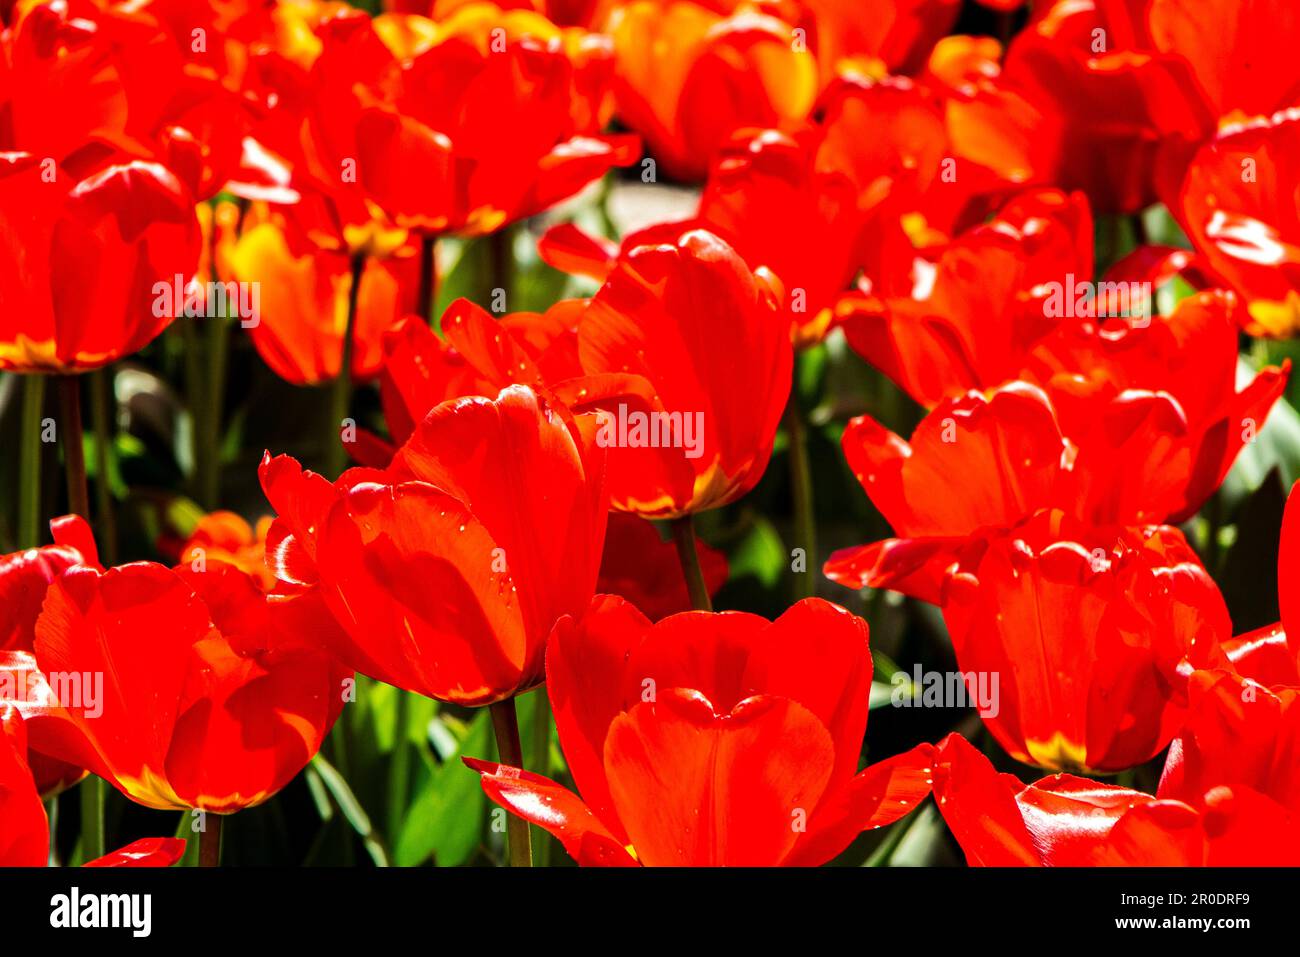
<box><xmin>394</xmin><ymin>709</ymin><xmax>492</xmax><ymax>867</ymax></box>
<box><xmin>310</xmin><ymin>754</ymin><xmax>390</xmax><ymax>867</ymax></box>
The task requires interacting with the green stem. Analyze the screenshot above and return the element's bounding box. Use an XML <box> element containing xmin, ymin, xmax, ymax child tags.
<box><xmin>88</xmin><ymin>368</ymin><xmax>118</xmax><ymax>565</ymax></box>
<box><xmin>386</xmin><ymin>690</ymin><xmax>412</xmax><ymax>839</ymax></box>
<box><xmin>669</xmin><ymin>515</ymin><xmax>713</xmax><ymax>612</ymax></box>
<box><xmin>80</xmin><ymin>776</ymin><xmax>105</xmax><ymax>862</ymax></box>
<box><xmin>416</xmin><ymin>234</ymin><xmax>438</xmax><ymax>325</ymax></box>
<box><xmin>45</xmin><ymin>797</ymin><xmax>59</xmax><ymax>867</ymax></box>
<box><xmin>182</xmin><ymin>316</ymin><xmax>207</xmax><ymax>501</ymax></box>
<box><xmin>18</xmin><ymin>374</ymin><xmax>46</xmax><ymax>548</ymax></box>
<box><xmin>58</xmin><ymin>375</ymin><xmax>89</xmax><ymax>520</ymax></box>
<box><xmin>530</xmin><ymin>690</ymin><xmax>552</xmax><ymax>866</ymax></box>
<box><xmin>786</xmin><ymin>392</ymin><xmax>817</xmax><ymax>600</ymax></box>
<box><xmin>200</xmin><ymin>316</ymin><xmax>229</xmax><ymax>509</ymax></box>
<box><xmin>327</xmin><ymin>253</ymin><xmax>366</xmax><ymax>478</ymax></box>
<box><xmin>487</xmin><ymin>226</ymin><xmax>514</xmax><ymax>311</ymax></box>
<box><xmin>198</xmin><ymin>813</ymin><xmax>223</xmax><ymax>867</ymax></box>
<box><xmin>489</xmin><ymin>699</ymin><xmax>532</xmax><ymax>867</ymax></box>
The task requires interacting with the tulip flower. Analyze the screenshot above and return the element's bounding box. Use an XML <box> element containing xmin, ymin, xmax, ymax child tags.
<box><xmin>596</xmin><ymin>513</ymin><xmax>728</xmax><ymax>620</ymax></box>
<box><xmin>606</xmin><ymin>0</ymin><xmax>817</xmax><ymax>181</ymax></box>
<box><xmin>176</xmin><ymin>512</ymin><xmax>278</xmax><ymax>593</ymax></box>
<box><xmin>1022</xmin><ymin>290</ymin><xmax>1287</xmax><ymax>520</ymax></box>
<box><xmin>1</xmin><ymin>702</ymin><xmax>185</xmax><ymax>866</ymax></box>
<box><xmin>939</xmin><ymin>511</ymin><xmax>1230</xmax><ymax>772</ymax></box>
<box><xmin>269</xmin><ymin>6</ymin><xmax>636</xmax><ymax>237</ymax></box>
<box><xmin>0</xmin><ymin>153</ymin><xmax>200</xmax><ymax>373</ymax></box>
<box><xmin>468</xmin><ymin>596</ymin><xmax>936</xmax><ymax>865</ymax></box>
<box><xmin>0</xmin><ymin>704</ymin><xmax>49</xmax><ymax>866</ymax></box>
<box><xmin>541</xmin><ymin>100</ymin><xmax>941</xmax><ymax>344</ymax></box>
<box><xmin>827</xmin><ymin>312</ymin><xmax>1288</xmax><ymax>595</ymax></box>
<box><xmin>837</xmin><ymin>188</ymin><xmax>1094</xmax><ymax>407</ymax></box>
<box><xmin>1159</xmin><ymin>669</ymin><xmax>1300</xmax><ymax>815</ymax></box>
<box><xmin>551</xmin><ymin>228</ymin><xmax>792</xmax><ymax>518</ymax></box>
<box><xmin>259</xmin><ymin>383</ymin><xmax>608</xmax><ymax>706</ymax></box>
<box><xmin>0</xmin><ymin>516</ymin><xmax>99</xmax><ymax>795</ymax></box>
<box><xmin>1</xmin><ymin>649</ymin><xmax>87</xmax><ymax>798</ymax></box>
<box><xmin>0</xmin><ymin>516</ymin><xmax>99</xmax><ymax>652</ymax></box>
<box><xmin>28</xmin><ymin>555</ymin><xmax>351</xmax><ymax>813</ymax></box>
<box><xmin>939</xmin><ymin>1</ymin><xmax>1215</xmax><ymax>214</ymax></box>
<box><xmin>227</xmin><ymin>217</ymin><xmax>418</xmax><ymax>385</ymax></box>
<box><xmin>1180</xmin><ymin>110</ymin><xmax>1300</xmax><ymax>337</ymax></box>
<box><xmin>353</xmin><ymin>299</ymin><xmax>583</xmax><ymax>465</ymax></box>
<box><xmin>933</xmin><ymin>732</ymin><xmax>1300</xmax><ymax>865</ymax></box>
<box><xmin>797</xmin><ymin>0</ymin><xmax>960</xmax><ymax>80</ymax></box>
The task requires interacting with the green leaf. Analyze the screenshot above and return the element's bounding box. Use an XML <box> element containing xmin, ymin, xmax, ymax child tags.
<box><xmin>1222</xmin><ymin>370</ymin><xmax>1300</xmax><ymax>509</ymax></box>
<box><xmin>310</xmin><ymin>753</ymin><xmax>390</xmax><ymax>867</ymax></box>
<box><xmin>394</xmin><ymin>709</ymin><xmax>492</xmax><ymax>867</ymax></box>
<box><xmin>727</xmin><ymin>515</ymin><xmax>786</xmax><ymax>588</ymax></box>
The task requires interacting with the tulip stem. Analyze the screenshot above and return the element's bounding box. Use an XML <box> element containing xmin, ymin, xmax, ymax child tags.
<box><xmin>200</xmin><ymin>314</ymin><xmax>229</xmax><ymax>509</ymax></box>
<box><xmin>199</xmin><ymin>813</ymin><xmax>223</xmax><ymax>867</ymax></box>
<box><xmin>18</xmin><ymin>374</ymin><xmax>46</xmax><ymax>548</ymax></box>
<box><xmin>89</xmin><ymin>368</ymin><xmax>119</xmax><ymax>565</ymax></box>
<box><xmin>786</xmin><ymin>391</ymin><xmax>817</xmax><ymax>600</ymax></box>
<box><xmin>670</xmin><ymin>515</ymin><xmax>713</xmax><ymax>611</ymax></box>
<box><xmin>488</xmin><ymin>699</ymin><xmax>532</xmax><ymax>867</ymax></box>
<box><xmin>80</xmin><ymin>776</ymin><xmax>105</xmax><ymax>863</ymax></box>
<box><xmin>58</xmin><ymin>375</ymin><xmax>90</xmax><ymax>520</ymax></box>
<box><xmin>416</xmin><ymin>234</ymin><xmax>438</xmax><ymax>325</ymax></box>
<box><xmin>529</xmin><ymin>690</ymin><xmax>552</xmax><ymax>866</ymax></box>
<box><xmin>327</xmin><ymin>253</ymin><xmax>366</xmax><ymax>478</ymax></box>
<box><xmin>488</xmin><ymin>226</ymin><xmax>514</xmax><ymax>310</ymax></box>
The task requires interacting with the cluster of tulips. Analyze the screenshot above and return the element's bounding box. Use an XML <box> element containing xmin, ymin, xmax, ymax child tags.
<box><xmin>2</xmin><ymin>0</ymin><xmax>1300</xmax><ymax>869</ymax></box>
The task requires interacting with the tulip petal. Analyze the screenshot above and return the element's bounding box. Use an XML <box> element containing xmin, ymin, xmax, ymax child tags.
<box><xmin>603</xmin><ymin>690</ymin><xmax>835</xmax><ymax>866</ymax></box>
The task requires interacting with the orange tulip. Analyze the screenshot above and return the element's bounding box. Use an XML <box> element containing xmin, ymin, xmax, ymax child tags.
<box><xmin>607</xmin><ymin>0</ymin><xmax>817</xmax><ymax>181</ymax></box>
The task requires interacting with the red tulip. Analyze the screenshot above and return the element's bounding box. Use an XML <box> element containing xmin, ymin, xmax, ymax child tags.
<box><xmin>539</xmin><ymin>79</ymin><xmax>952</xmax><ymax>344</ymax></box>
<box><xmin>1180</xmin><ymin>110</ymin><xmax>1300</xmax><ymax>337</ymax></box>
<box><xmin>0</xmin><ymin>650</ymin><xmax>87</xmax><ymax>797</ymax></box>
<box><xmin>468</xmin><ymin>596</ymin><xmax>936</xmax><ymax>865</ymax></box>
<box><xmin>796</xmin><ymin>0</ymin><xmax>960</xmax><ymax>80</ymax></box>
<box><xmin>260</xmin><ymin>384</ymin><xmax>608</xmax><ymax>705</ymax></box>
<box><xmin>939</xmin><ymin>511</ymin><xmax>1230</xmax><ymax>772</ymax></box>
<box><xmin>837</xmin><ymin>189</ymin><xmax>1094</xmax><ymax>407</ymax></box>
<box><xmin>1143</xmin><ymin>0</ymin><xmax>1300</xmax><ymax>122</ymax></box>
<box><xmin>596</xmin><ymin>513</ymin><xmax>728</xmax><ymax>620</ymax></box>
<box><xmin>1022</xmin><ymin>290</ymin><xmax>1288</xmax><ymax>520</ymax></box>
<box><xmin>1159</xmin><ymin>670</ymin><xmax>1300</xmax><ymax>816</ymax></box>
<box><xmin>607</xmin><ymin>1</ymin><xmax>817</xmax><ymax>182</ymax></box>
<box><xmin>0</xmin><ymin>516</ymin><xmax>98</xmax><ymax>652</ymax></box>
<box><xmin>0</xmin><ymin>153</ymin><xmax>200</xmax><ymax>373</ymax></box>
<box><xmin>551</xmin><ymin>228</ymin><xmax>792</xmax><ymax>517</ymax></box>
<box><xmin>355</xmin><ymin>299</ymin><xmax>583</xmax><ymax>465</ymax></box>
<box><xmin>0</xmin><ymin>704</ymin><xmax>186</xmax><ymax>865</ymax></box>
<box><xmin>827</xmin><ymin>308</ymin><xmax>1287</xmax><ymax>595</ymax></box>
<box><xmin>940</xmin><ymin>1</ymin><xmax>1214</xmax><ymax>214</ymax></box>
<box><xmin>933</xmin><ymin>732</ymin><xmax>1300</xmax><ymax>865</ymax></box>
<box><xmin>28</xmin><ymin>556</ymin><xmax>350</xmax><ymax>813</ymax></box>
<box><xmin>0</xmin><ymin>704</ymin><xmax>48</xmax><ymax>866</ymax></box>
<box><xmin>270</xmin><ymin>7</ymin><xmax>635</xmax><ymax>236</ymax></box>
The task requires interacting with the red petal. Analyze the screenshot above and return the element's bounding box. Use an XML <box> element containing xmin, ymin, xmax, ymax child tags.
<box><xmin>602</xmin><ymin>690</ymin><xmax>835</xmax><ymax>866</ymax></box>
